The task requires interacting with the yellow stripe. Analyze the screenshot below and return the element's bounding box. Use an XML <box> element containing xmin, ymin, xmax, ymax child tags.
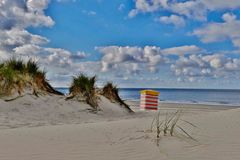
<box><xmin>140</xmin><ymin>90</ymin><xmax>160</xmax><ymax>96</ymax></box>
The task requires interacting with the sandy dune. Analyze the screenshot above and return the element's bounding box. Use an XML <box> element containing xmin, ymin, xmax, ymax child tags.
<box><xmin>0</xmin><ymin>95</ymin><xmax>132</xmax><ymax>129</ymax></box>
<box><xmin>0</xmin><ymin>95</ymin><xmax>240</xmax><ymax>160</ymax></box>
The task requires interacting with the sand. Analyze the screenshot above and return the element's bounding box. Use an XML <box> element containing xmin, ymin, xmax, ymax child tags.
<box><xmin>0</xmin><ymin>95</ymin><xmax>132</xmax><ymax>129</ymax></box>
<box><xmin>0</xmin><ymin>95</ymin><xmax>240</xmax><ymax>160</ymax></box>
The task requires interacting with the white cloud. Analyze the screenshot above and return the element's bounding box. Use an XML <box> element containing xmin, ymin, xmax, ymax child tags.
<box><xmin>118</xmin><ymin>3</ymin><xmax>125</xmax><ymax>11</ymax></box>
<box><xmin>82</xmin><ymin>10</ymin><xmax>97</xmax><ymax>16</ymax></box>
<box><xmin>162</xmin><ymin>45</ymin><xmax>202</xmax><ymax>55</ymax></box>
<box><xmin>1</xmin><ymin>0</ymin><xmax>240</xmax><ymax>86</ymax></box>
<box><xmin>222</xmin><ymin>13</ymin><xmax>237</xmax><ymax>22</ymax></box>
<box><xmin>132</xmin><ymin>0</ymin><xmax>164</xmax><ymax>13</ymax></box>
<box><xmin>0</xmin><ymin>0</ymin><xmax>54</xmax><ymax>29</ymax></box>
<box><xmin>0</xmin><ymin>0</ymin><xmax>90</xmax><ymax>87</ymax></box>
<box><xmin>129</xmin><ymin>0</ymin><xmax>240</xmax><ymax>21</ymax></box>
<box><xmin>0</xmin><ymin>0</ymin><xmax>53</xmax><ymax>60</ymax></box>
<box><xmin>128</xmin><ymin>9</ymin><xmax>139</xmax><ymax>18</ymax></box>
<box><xmin>158</xmin><ymin>15</ymin><xmax>185</xmax><ymax>27</ymax></box>
<box><xmin>14</xmin><ymin>44</ymin><xmax>87</xmax><ymax>65</ymax></box>
<box><xmin>13</xmin><ymin>44</ymin><xmax>42</xmax><ymax>56</ymax></box>
<box><xmin>96</xmin><ymin>45</ymin><xmax>208</xmax><ymax>78</ymax></box>
<box><xmin>0</xmin><ymin>29</ymin><xmax>48</xmax><ymax>47</ymax></box>
<box><xmin>27</xmin><ymin>0</ymin><xmax>50</xmax><ymax>11</ymax></box>
<box><xmin>201</xmin><ymin>0</ymin><xmax>240</xmax><ymax>10</ymax></box>
<box><xmin>193</xmin><ymin>13</ymin><xmax>240</xmax><ymax>48</ymax></box>
<box><xmin>171</xmin><ymin>53</ymin><xmax>240</xmax><ymax>82</ymax></box>
<box><xmin>96</xmin><ymin>46</ymin><xmax>166</xmax><ymax>73</ymax></box>
<box><xmin>169</xmin><ymin>1</ymin><xmax>206</xmax><ymax>21</ymax></box>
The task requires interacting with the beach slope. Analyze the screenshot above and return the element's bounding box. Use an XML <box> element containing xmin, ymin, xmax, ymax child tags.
<box><xmin>0</xmin><ymin>101</ymin><xmax>239</xmax><ymax>160</ymax></box>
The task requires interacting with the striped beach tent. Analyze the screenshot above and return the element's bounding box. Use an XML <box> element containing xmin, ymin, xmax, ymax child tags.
<box><xmin>140</xmin><ymin>90</ymin><xmax>160</xmax><ymax>110</ymax></box>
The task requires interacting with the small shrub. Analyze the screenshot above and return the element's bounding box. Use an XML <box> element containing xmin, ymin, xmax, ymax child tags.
<box><xmin>69</xmin><ymin>74</ymin><xmax>99</xmax><ymax>110</ymax></box>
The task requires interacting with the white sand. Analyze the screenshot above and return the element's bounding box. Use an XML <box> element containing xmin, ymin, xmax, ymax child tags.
<box><xmin>0</xmin><ymin>95</ymin><xmax>240</xmax><ymax>160</ymax></box>
<box><xmin>0</xmin><ymin>95</ymin><xmax>132</xmax><ymax>129</ymax></box>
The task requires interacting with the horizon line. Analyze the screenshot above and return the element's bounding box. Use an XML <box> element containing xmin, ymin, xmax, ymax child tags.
<box><xmin>53</xmin><ymin>87</ymin><xmax>240</xmax><ymax>90</ymax></box>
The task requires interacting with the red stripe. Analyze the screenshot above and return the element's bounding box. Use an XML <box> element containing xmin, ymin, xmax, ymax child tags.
<box><xmin>141</xmin><ymin>95</ymin><xmax>158</xmax><ymax>99</ymax></box>
<box><xmin>141</xmin><ymin>99</ymin><xmax>158</xmax><ymax>103</ymax></box>
<box><xmin>140</xmin><ymin>103</ymin><xmax>158</xmax><ymax>107</ymax></box>
<box><xmin>143</xmin><ymin>107</ymin><xmax>158</xmax><ymax>110</ymax></box>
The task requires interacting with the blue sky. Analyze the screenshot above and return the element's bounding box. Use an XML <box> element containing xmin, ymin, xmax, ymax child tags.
<box><xmin>1</xmin><ymin>0</ymin><xmax>240</xmax><ymax>88</ymax></box>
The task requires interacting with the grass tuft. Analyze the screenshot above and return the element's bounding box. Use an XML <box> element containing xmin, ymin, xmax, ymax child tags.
<box><xmin>69</xmin><ymin>73</ymin><xmax>98</xmax><ymax>110</ymax></box>
<box><xmin>26</xmin><ymin>59</ymin><xmax>39</xmax><ymax>76</ymax></box>
<box><xmin>0</xmin><ymin>58</ymin><xmax>63</xmax><ymax>97</ymax></box>
<box><xmin>150</xmin><ymin>110</ymin><xmax>196</xmax><ymax>141</ymax></box>
<box><xmin>101</xmin><ymin>82</ymin><xmax>133</xmax><ymax>113</ymax></box>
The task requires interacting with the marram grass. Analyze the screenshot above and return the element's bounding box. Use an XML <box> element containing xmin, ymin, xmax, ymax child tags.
<box><xmin>102</xmin><ymin>82</ymin><xmax>133</xmax><ymax>113</ymax></box>
<box><xmin>0</xmin><ymin>58</ymin><xmax>133</xmax><ymax>113</ymax></box>
<box><xmin>68</xmin><ymin>74</ymin><xmax>99</xmax><ymax>110</ymax></box>
<box><xmin>0</xmin><ymin>58</ymin><xmax>63</xmax><ymax>97</ymax></box>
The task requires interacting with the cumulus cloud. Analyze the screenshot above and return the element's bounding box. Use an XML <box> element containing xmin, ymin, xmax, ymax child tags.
<box><xmin>0</xmin><ymin>0</ymin><xmax>53</xmax><ymax>57</ymax></box>
<box><xmin>96</xmin><ymin>45</ymin><xmax>208</xmax><ymax>78</ymax></box>
<box><xmin>82</xmin><ymin>10</ymin><xmax>97</xmax><ymax>16</ymax></box>
<box><xmin>13</xmin><ymin>43</ymin><xmax>92</xmax><ymax>86</ymax></box>
<box><xmin>171</xmin><ymin>54</ymin><xmax>240</xmax><ymax>82</ymax></box>
<box><xmin>158</xmin><ymin>15</ymin><xmax>185</xmax><ymax>27</ymax></box>
<box><xmin>96</xmin><ymin>46</ymin><xmax>166</xmax><ymax>73</ymax></box>
<box><xmin>169</xmin><ymin>1</ymin><xmax>206</xmax><ymax>21</ymax></box>
<box><xmin>193</xmin><ymin>13</ymin><xmax>240</xmax><ymax>48</ymax></box>
<box><xmin>129</xmin><ymin>0</ymin><xmax>240</xmax><ymax>21</ymax></box>
<box><xmin>2</xmin><ymin>0</ymin><xmax>240</xmax><ymax>86</ymax></box>
<box><xmin>201</xmin><ymin>0</ymin><xmax>240</xmax><ymax>10</ymax></box>
<box><xmin>0</xmin><ymin>29</ymin><xmax>48</xmax><ymax>48</ymax></box>
<box><xmin>13</xmin><ymin>44</ymin><xmax>87</xmax><ymax>68</ymax></box>
<box><xmin>0</xmin><ymin>0</ymin><xmax>89</xmax><ymax>86</ymax></box>
<box><xmin>96</xmin><ymin>45</ymin><xmax>240</xmax><ymax>83</ymax></box>
<box><xmin>0</xmin><ymin>0</ymin><xmax>54</xmax><ymax>29</ymax></box>
<box><xmin>162</xmin><ymin>45</ymin><xmax>202</xmax><ymax>55</ymax></box>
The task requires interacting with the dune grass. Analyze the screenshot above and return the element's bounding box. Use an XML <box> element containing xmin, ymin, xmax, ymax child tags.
<box><xmin>0</xmin><ymin>58</ymin><xmax>63</xmax><ymax>97</ymax></box>
<box><xmin>0</xmin><ymin>58</ymin><xmax>133</xmax><ymax>113</ymax></box>
<box><xmin>102</xmin><ymin>82</ymin><xmax>133</xmax><ymax>113</ymax></box>
<box><xmin>150</xmin><ymin>110</ymin><xmax>196</xmax><ymax>140</ymax></box>
<box><xmin>68</xmin><ymin>74</ymin><xmax>99</xmax><ymax>110</ymax></box>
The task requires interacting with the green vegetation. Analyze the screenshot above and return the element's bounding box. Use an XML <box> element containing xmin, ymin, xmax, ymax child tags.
<box><xmin>0</xmin><ymin>58</ymin><xmax>63</xmax><ymax>97</ymax></box>
<box><xmin>68</xmin><ymin>76</ymin><xmax>133</xmax><ymax>112</ymax></box>
<box><xmin>102</xmin><ymin>82</ymin><xmax>133</xmax><ymax>113</ymax></box>
<box><xmin>68</xmin><ymin>74</ymin><xmax>99</xmax><ymax>110</ymax></box>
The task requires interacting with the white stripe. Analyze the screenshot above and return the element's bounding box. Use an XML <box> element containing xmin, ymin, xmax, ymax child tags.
<box><xmin>141</xmin><ymin>94</ymin><xmax>158</xmax><ymax>98</ymax></box>
<box><xmin>140</xmin><ymin>98</ymin><xmax>159</xmax><ymax>101</ymax></box>
<box><xmin>140</xmin><ymin>102</ymin><xmax>158</xmax><ymax>105</ymax></box>
<box><xmin>140</xmin><ymin>106</ymin><xmax>158</xmax><ymax>109</ymax></box>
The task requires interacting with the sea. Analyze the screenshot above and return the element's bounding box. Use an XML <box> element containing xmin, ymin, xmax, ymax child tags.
<box><xmin>56</xmin><ymin>88</ymin><xmax>240</xmax><ymax>106</ymax></box>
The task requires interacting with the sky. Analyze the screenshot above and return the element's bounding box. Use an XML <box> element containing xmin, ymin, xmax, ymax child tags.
<box><xmin>1</xmin><ymin>0</ymin><xmax>240</xmax><ymax>88</ymax></box>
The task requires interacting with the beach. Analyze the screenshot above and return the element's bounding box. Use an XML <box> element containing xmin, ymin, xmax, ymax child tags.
<box><xmin>0</xmin><ymin>96</ymin><xmax>240</xmax><ymax>160</ymax></box>
<box><xmin>1</xmin><ymin>1</ymin><xmax>240</xmax><ymax>160</ymax></box>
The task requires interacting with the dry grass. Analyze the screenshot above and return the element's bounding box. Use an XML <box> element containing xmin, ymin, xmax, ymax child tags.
<box><xmin>68</xmin><ymin>74</ymin><xmax>99</xmax><ymax>110</ymax></box>
<box><xmin>0</xmin><ymin>58</ymin><xmax>63</xmax><ymax>97</ymax></box>
<box><xmin>150</xmin><ymin>110</ymin><xmax>196</xmax><ymax>140</ymax></box>
<box><xmin>101</xmin><ymin>82</ymin><xmax>133</xmax><ymax>113</ymax></box>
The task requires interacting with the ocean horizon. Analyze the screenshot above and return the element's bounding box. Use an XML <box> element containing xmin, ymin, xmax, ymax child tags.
<box><xmin>55</xmin><ymin>88</ymin><xmax>240</xmax><ymax>106</ymax></box>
